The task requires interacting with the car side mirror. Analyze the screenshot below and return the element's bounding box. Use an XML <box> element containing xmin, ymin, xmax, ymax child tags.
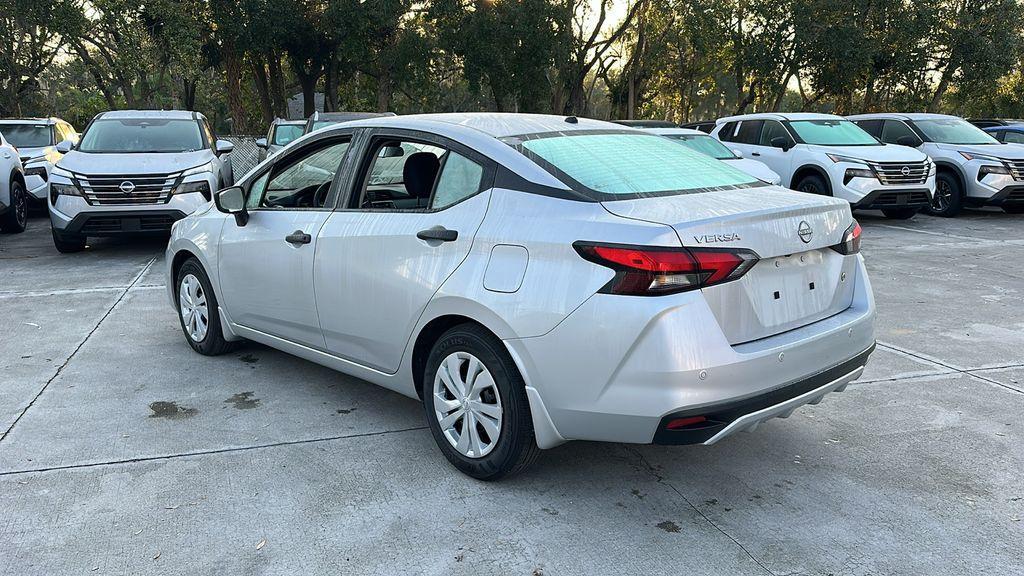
<box><xmin>896</xmin><ymin>135</ymin><xmax>923</xmax><ymax>148</ymax></box>
<box><xmin>215</xmin><ymin>139</ymin><xmax>235</xmax><ymax>155</ymax></box>
<box><xmin>770</xmin><ymin>137</ymin><xmax>792</xmax><ymax>152</ymax></box>
<box><xmin>55</xmin><ymin>139</ymin><xmax>73</xmax><ymax>154</ymax></box>
<box><xmin>255</xmin><ymin>137</ymin><xmax>268</xmax><ymax>149</ymax></box>
<box><xmin>732</xmin><ymin>148</ymin><xmax>743</xmax><ymax>158</ymax></box>
<box><xmin>215</xmin><ymin>186</ymin><xmax>248</xmax><ymax>225</ymax></box>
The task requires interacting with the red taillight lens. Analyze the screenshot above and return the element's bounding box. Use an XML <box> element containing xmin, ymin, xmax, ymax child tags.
<box><xmin>574</xmin><ymin>242</ymin><xmax>759</xmax><ymax>296</ymax></box>
<box><xmin>831</xmin><ymin>221</ymin><xmax>862</xmax><ymax>255</ymax></box>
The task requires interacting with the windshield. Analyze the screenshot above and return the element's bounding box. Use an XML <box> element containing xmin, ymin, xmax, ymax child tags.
<box><xmin>0</xmin><ymin>124</ymin><xmax>53</xmax><ymax>148</ymax></box>
<box><xmin>788</xmin><ymin>120</ymin><xmax>879</xmax><ymax>146</ymax></box>
<box><xmin>517</xmin><ymin>132</ymin><xmax>758</xmax><ymax>199</ymax></box>
<box><xmin>272</xmin><ymin>124</ymin><xmax>303</xmax><ymax>146</ymax></box>
<box><xmin>664</xmin><ymin>134</ymin><xmax>736</xmax><ymax>160</ymax></box>
<box><xmin>78</xmin><ymin>118</ymin><xmax>204</xmax><ymax>153</ymax></box>
<box><xmin>913</xmin><ymin>118</ymin><xmax>999</xmax><ymax>145</ymax></box>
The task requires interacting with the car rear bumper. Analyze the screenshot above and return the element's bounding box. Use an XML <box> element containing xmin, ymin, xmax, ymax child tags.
<box><xmin>507</xmin><ymin>255</ymin><xmax>876</xmax><ymax>446</ymax></box>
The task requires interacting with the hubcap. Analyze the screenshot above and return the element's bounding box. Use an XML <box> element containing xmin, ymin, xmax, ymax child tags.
<box><xmin>933</xmin><ymin>181</ymin><xmax>952</xmax><ymax>211</ymax></box>
<box><xmin>432</xmin><ymin>351</ymin><xmax>502</xmax><ymax>458</ymax></box>
<box><xmin>178</xmin><ymin>274</ymin><xmax>209</xmax><ymax>342</ymax></box>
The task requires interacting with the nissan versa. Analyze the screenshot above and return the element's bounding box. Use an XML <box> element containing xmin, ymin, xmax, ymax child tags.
<box><xmin>165</xmin><ymin>113</ymin><xmax>876</xmax><ymax>479</ymax></box>
<box><xmin>48</xmin><ymin>110</ymin><xmax>234</xmax><ymax>252</ymax></box>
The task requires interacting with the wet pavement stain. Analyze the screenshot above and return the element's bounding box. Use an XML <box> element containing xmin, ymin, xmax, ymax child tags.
<box><xmin>239</xmin><ymin>354</ymin><xmax>259</xmax><ymax>365</ymax></box>
<box><xmin>656</xmin><ymin>521</ymin><xmax>681</xmax><ymax>533</ymax></box>
<box><xmin>336</xmin><ymin>408</ymin><xmax>356</xmax><ymax>415</ymax></box>
<box><xmin>148</xmin><ymin>401</ymin><xmax>198</xmax><ymax>420</ymax></box>
<box><xmin>225</xmin><ymin>392</ymin><xmax>261</xmax><ymax>410</ymax></box>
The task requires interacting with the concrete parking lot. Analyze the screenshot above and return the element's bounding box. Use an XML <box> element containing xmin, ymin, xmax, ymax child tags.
<box><xmin>1</xmin><ymin>210</ymin><xmax>1022</xmax><ymax>576</ymax></box>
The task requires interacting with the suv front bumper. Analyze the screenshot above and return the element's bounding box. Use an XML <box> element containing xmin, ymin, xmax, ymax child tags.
<box><xmin>60</xmin><ymin>209</ymin><xmax>187</xmax><ymax>236</ymax></box>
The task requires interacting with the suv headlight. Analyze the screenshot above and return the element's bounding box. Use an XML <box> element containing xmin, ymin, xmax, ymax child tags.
<box><xmin>173</xmin><ymin>180</ymin><xmax>211</xmax><ymax>199</ymax></box>
<box><xmin>51</xmin><ymin>166</ymin><xmax>74</xmax><ymax>180</ymax></box>
<box><xmin>181</xmin><ymin>162</ymin><xmax>214</xmax><ymax>177</ymax></box>
<box><xmin>826</xmin><ymin>153</ymin><xmax>870</xmax><ymax>165</ymax></box>
<box><xmin>50</xmin><ymin>182</ymin><xmax>82</xmax><ymax>204</ymax></box>
<box><xmin>24</xmin><ymin>164</ymin><xmax>48</xmax><ymax>181</ymax></box>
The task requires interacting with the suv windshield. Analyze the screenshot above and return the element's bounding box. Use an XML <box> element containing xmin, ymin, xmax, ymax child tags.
<box><xmin>663</xmin><ymin>134</ymin><xmax>736</xmax><ymax>160</ymax></box>
<box><xmin>788</xmin><ymin>120</ymin><xmax>879</xmax><ymax>146</ymax></box>
<box><xmin>515</xmin><ymin>132</ymin><xmax>758</xmax><ymax>199</ymax></box>
<box><xmin>913</xmin><ymin>118</ymin><xmax>999</xmax><ymax>145</ymax></box>
<box><xmin>272</xmin><ymin>124</ymin><xmax>303</xmax><ymax>146</ymax></box>
<box><xmin>0</xmin><ymin>124</ymin><xmax>53</xmax><ymax>148</ymax></box>
<box><xmin>78</xmin><ymin>118</ymin><xmax>204</xmax><ymax>153</ymax></box>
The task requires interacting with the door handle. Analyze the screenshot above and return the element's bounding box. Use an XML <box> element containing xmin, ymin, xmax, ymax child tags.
<box><xmin>751</xmin><ymin>152</ymin><xmax>761</xmax><ymax>157</ymax></box>
<box><xmin>285</xmin><ymin>230</ymin><xmax>311</xmax><ymax>245</ymax></box>
<box><xmin>416</xmin><ymin>227</ymin><xmax>458</xmax><ymax>242</ymax></box>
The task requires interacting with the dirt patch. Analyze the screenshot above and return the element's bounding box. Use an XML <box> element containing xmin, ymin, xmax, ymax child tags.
<box><xmin>225</xmin><ymin>392</ymin><xmax>261</xmax><ymax>410</ymax></box>
<box><xmin>656</xmin><ymin>520</ymin><xmax>680</xmax><ymax>533</ymax></box>
<box><xmin>148</xmin><ymin>401</ymin><xmax>198</xmax><ymax>420</ymax></box>
<box><xmin>336</xmin><ymin>408</ymin><xmax>356</xmax><ymax>415</ymax></box>
<box><xmin>239</xmin><ymin>354</ymin><xmax>259</xmax><ymax>364</ymax></box>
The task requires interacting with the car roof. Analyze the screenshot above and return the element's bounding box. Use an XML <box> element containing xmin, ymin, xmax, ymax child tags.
<box><xmin>0</xmin><ymin>117</ymin><xmax>61</xmax><ymax>125</ymax></box>
<box><xmin>97</xmin><ymin>110</ymin><xmax>200</xmax><ymax>121</ymax></box>
<box><xmin>645</xmin><ymin>127</ymin><xmax>709</xmax><ymax>136</ymax></box>
<box><xmin>333</xmin><ymin>112</ymin><xmax>626</xmax><ymax>138</ymax></box>
<box><xmin>846</xmin><ymin>112</ymin><xmax>958</xmax><ymax>122</ymax></box>
<box><xmin>986</xmin><ymin>124</ymin><xmax>1024</xmax><ymax>132</ymax></box>
<box><xmin>612</xmin><ymin>119</ymin><xmax>678</xmax><ymax>128</ymax></box>
<box><xmin>715</xmin><ymin>112</ymin><xmax>845</xmax><ymax>124</ymax></box>
<box><xmin>312</xmin><ymin>112</ymin><xmax>396</xmax><ymax>122</ymax></box>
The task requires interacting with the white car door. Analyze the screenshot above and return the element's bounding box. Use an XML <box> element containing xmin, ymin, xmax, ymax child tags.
<box><xmin>313</xmin><ymin>130</ymin><xmax>494</xmax><ymax>373</ymax></box>
<box><xmin>749</xmin><ymin>120</ymin><xmax>795</xmax><ymax>181</ymax></box>
<box><xmin>218</xmin><ymin>133</ymin><xmax>355</xmax><ymax>349</ymax></box>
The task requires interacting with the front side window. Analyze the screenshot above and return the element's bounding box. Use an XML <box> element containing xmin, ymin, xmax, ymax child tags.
<box><xmin>355</xmin><ymin>139</ymin><xmax>485</xmax><ymax>210</ymax></box>
<box><xmin>517</xmin><ymin>132</ymin><xmax>758</xmax><ymax>199</ymax></box>
<box><xmin>251</xmin><ymin>138</ymin><xmax>350</xmax><ymax>209</ymax></box>
<box><xmin>0</xmin><ymin>124</ymin><xmax>53</xmax><ymax>148</ymax></box>
<box><xmin>664</xmin><ymin>134</ymin><xmax>736</xmax><ymax>160</ymax></box>
<box><xmin>272</xmin><ymin>124</ymin><xmax>303</xmax><ymax>146</ymax></box>
<box><xmin>759</xmin><ymin>121</ymin><xmax>793</xmax><ymax>146</ymax></box>
<box><xmin>912</xmin><ymin>118</ymin><xmax>999</xmax><ymax>145</ymax></box>
<box><xmin>787</xmin><ymin>120</ymin><xmax>879</xmax><ymax>146</ymax></box>
<box><xmin>880</xmin><ymin>120</ymin><xmax>918</xmax><ymax>145</ymax></box>
<box><xmin>78</xmin><ymin>118</ymin><xmax>204</xmax><ymax>153</ymax></box>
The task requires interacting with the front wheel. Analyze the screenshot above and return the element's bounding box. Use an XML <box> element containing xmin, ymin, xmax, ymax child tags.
<box><xmin>881</xmin><ymin>207</ymin><xmax>919</xmax><ymax>220</ymax></box>
<box><xmin>176</xmin><ymin>257</ymin><xmax>235</xmax><ymax>356</ymax></box>
<box><xmin>927</xmin><ymin>172</ymin><xmax>962</xmax><ymax>217</ymax></box>
<box><xmin>51</xmin><ymin>227</ymin><xmax>86</xmax><ymax>253</ymax></box>
<box><xmin>0</xmin><ymin>180</ymin><xmax>28</xmax><ymax>233</ymax></box>
<box><xmin>794</xmin><ymin>173</ymin><xmax>831</xmax><ymax>196</ymax></box>
<box><xmin>423</xmin><ymin>324</ymin><xmax>540</xmax><ymax>480</ymax></box>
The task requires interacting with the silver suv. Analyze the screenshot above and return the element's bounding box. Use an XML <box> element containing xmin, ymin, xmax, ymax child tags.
<box><xmin>0</xmin><ymin>117</ymin><xmax>77</xmax><ymax>209</ymax></box>
<box><xmin>48</xmin><ymin>110</ymin><xmax>234</xmax><ymax>252</ymax></box>
<box><xmin>0</xmin><ymin>132</ymin><xmax>26</xmax><ymax>233</ymax></box>
<box><xmin>849</xmin><ymin>113</ymin><xmax>1024</xmax><ymax>216</ymax></box>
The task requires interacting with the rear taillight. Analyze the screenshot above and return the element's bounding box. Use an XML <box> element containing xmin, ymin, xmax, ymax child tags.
<box><xmin>831</xmin><ymin>221</ymin><xmax>862</xmax><ymax>255</ymax></box>
<box><xmin>573</xmin><ymin>242</ymin><xmax>759</xmax><ymax>296</ymax></box>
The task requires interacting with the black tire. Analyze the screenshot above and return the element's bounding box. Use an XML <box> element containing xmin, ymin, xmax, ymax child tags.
<box><xmin>794</xmin><ymin>173</ymin><xmax>831</xmax><ymax>196</ymax></box>
<box><xmin>422</xmin><ymin>323</ymin><xmax>540</xmax><ymax>480</ymax></box>
<box><xmin>0</xmin><ymin>179</ymin><xmax>28</xmax><ymax>233</ymax></box>
<box><xmin>51</xmin><ymin>227</ymin><xmax>87</xmax><ymax>253</ymax></box>
<box><xmin>881</xmin><ymin>207</ymin><xmax>919</xmax><ymax>220</ymax></box>
<box><xmin>927</xmin><ymin>172</ymin><xmax>962</xmax><ymax>217</ymax></box>
<box><xmin>175</xmin><ymin>257</ymin><xmax>236</xmax><ymax>356</ymax></box>
<box><xmin>1002</xmin><ymin>205</ymin><xmax>1024</xmax><ymax>214</ymax></box>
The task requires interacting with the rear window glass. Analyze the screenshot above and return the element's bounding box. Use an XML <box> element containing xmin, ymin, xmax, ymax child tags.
<box><xmin>517</xmin><ymin>132</ymin><xmax>758</xmax><ymax>199</ymax></box>
<box><xmin>0</xmin><ymin>124</ymin><xmax>53</xmax><ymax>148</ymax></box>
<box><xmin>79</xmin><ymin>119</ymin><xmax>204</xmax><ymax>153</ymax></box>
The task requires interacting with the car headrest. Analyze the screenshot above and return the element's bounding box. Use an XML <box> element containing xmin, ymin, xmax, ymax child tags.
<box><xmin>402</xmin><ymin>152</ymin><xmax>440</xmax><ymax>199</ymax></box>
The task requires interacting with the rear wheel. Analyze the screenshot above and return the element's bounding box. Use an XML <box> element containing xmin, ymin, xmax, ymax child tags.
<box><xmin>795</xmin><ymin>173</ymin><xmax>831</xmax><ymax>196</ymax></box>
<box><xmin>176</xmin><ymin>258</ymin><xmax>235</xmax><ymax>356</ymax></box>
<box><xmin>51</xmin><ymin>227</ymin><xmax>86</xmax><ymax>253</ymax></box>
<box><xmin>1002</xmin><ymin>205</ymin><xmax>1024</xmax><ymax>214</ymax></box>
<box><xmin>423</xmin><ymin>323</ymin><xmax>540</xmax><ymax>480</ymax></box>
<box><xmin>0</xmin><ymin>180</ymin><xmax>28</xmax><ymax>233</ymax></box>
<box><xmin>927</xmin><ymin>172</ymin><xmax>962</xmax><ymax>217</ymax></box>
<box><xmin>881</xmin><ymin>207</ymin><xmax>919</xmax><ymax>220</ymax></box>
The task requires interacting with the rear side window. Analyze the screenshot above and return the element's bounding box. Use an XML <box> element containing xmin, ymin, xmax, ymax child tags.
<box><xmin>735</xmin><ymin>121</ymin><xmax>764</xmax><ymax>145</ymax></box>
<box><xmin>855</xmin><ymin>120</ymin><xmax>882</xmax><ymax>137</ymax></box>
<box><xmin>718</xmin><ymin>121</ymin><xmax>739</xmax><ymax>142</ymax></box>
<box><xmin>517</xmin><ymin>132</ymin><xmax>758</xmax><ymax>199</ymax></box>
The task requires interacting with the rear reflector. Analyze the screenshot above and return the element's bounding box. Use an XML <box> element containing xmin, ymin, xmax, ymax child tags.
<box><xmin>574</xmin><ymin>242</ymin><xmax>759</xmax><ymax>296</ymax></box>
<box><xmin>666</xmin><ymin>416</ymin><xmax>708</xmax><ymax>430</ymax></box>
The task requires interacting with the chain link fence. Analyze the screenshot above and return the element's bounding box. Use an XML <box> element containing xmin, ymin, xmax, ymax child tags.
<box><xmin>224</xmin><ymin>136</ymin><xmax>263</xmax><ymax>179</ymax></box>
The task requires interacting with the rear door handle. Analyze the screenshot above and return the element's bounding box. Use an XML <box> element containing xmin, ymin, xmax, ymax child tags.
<box><xmin>751</xmin><ymin>152</ymin><xmax>761</xmax><ymax>157</ymax></box>
<box><xmin>416</xmin><ymin>227</ymin><xmax>458</xmax><ymax>242</ymax></box>
<box><xmin>285</xmin><ymin>230</ymin><xmax>311</xmax><ymax>245</ymax></box>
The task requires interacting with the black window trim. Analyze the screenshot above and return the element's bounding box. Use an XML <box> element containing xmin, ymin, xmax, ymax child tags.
<box><xmin>243</xmin><ymin>129</ymin><xmax>358</xmax><ymax>213</ymax></box>
<box><xmin>337</xmin><ymin>127</ymin><xmax>496</xmax><ymax>214</ymax></box>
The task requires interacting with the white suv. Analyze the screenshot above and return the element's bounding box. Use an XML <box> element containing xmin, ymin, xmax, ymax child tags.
<box><xmin>0</xmin><ymin>118</ymin><xmax>77</xmax><ymax>209</ymax></box>
<box><xmin>849</xmin><ymin>113</ymin><xmax>1024</xmax><ymax>216</ymax></box>
<box><xmin>48</xmin><ymin>110</ymin><xmax>234</xmax><ymax>253</ymax></box>
<box><xmin>712</xmin><ymin>113</ymin><xmax>935</xmax><ymax>219</ymax></box>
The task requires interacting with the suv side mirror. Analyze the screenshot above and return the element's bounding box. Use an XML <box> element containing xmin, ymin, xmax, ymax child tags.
<box><xmin>255</xmin><ymin>137</ymin><xmax>268</xmax><ymax>149</ymax></box>
<box><xmin>896</xmin><ymin>135</ymin><xmax>923</xmax><ymax>148</ymax></box>
<box><xmin>215</xmin><ymin>139</ymin><xmax>235</xmax><ymax>155</ymax></box>
<box><xmin>770</xmin><ymin>137</ymin><xmax>793</xmax><ymax>152</ymax></box>
<box><xmin>215</xmin><ymin>186</ymin><xmax>248</xmax><ymax>225</ymax></box>
<box><xmin>55</xmin><ymin>139</ymin><xmax>74</xmax><ymax>154</ymax></box>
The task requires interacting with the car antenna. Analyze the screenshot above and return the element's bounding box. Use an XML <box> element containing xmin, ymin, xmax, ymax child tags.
<box><xmin>565</xmin><ymin>116</ymin><xmax>578</xmax><ymax>124</ymax></box>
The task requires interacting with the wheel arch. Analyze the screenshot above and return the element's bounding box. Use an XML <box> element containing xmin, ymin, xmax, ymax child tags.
<box><xmin>933</xmin><ymin>161</ymin><xmax>966</xmax><ymax>191</ymax></box>
<box><xmin>790</xmin><ymin>164</ymin><xmax>833</xmax><ymax>193</ymax></box>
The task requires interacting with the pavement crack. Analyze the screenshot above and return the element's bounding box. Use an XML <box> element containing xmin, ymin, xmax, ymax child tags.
<box><xmin>623</xmin><ymin>446</ymin><xmax>777</xmax><ymax>576</ymax></box>
<box><xmin>877</xmin><ymin>341</ymin><xmax>1023</xmax><ymax>395</ymax></box>
<box><xmin>0</xmin><ymin>257</ymin><xmax>157</xmax><ymax>444</ymax></box>
<box><xmin>0</xmin><ymin>426</ymin><xmax>427</xmax><ymax>476</ymax></box>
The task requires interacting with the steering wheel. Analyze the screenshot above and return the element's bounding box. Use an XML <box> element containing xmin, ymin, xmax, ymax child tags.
<box><xmin>313</xmin><ymin>181</ymin><xmax>332</xmax><ymax>208</ymax></box>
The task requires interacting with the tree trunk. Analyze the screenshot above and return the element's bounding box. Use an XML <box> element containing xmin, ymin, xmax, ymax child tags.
<box><xmin>376</xmin><ymin>70</ymin><xmax>393</xmax><ymax>112</ymax></box>
<box><xmin>324</xmin><ymin>56</ymin><xmax>339</xmax><ymax>112</ymax></box>
<box><xmin>929</xmin><ymin>67</ymin><xmax>954</xmax><ymax>113</ymax></box>
<box><xmin>223</xmin><ymin>41</ymin><xmax>248</xmax><ymax>133</ymax></box>
<box><xmin>267</xmin><ymin>52</ymin><xmax>288</xmax><ymax>118</ymax></box>
<box><xmin>182</xmin><ymin>78</ymin><xmax>197</xmax><ymax>110</ymax></box>
<box><xmin>250</xmin><ymin>56</ymin><xmax>274</xmax><ymax>123</ymax></box>
<box><xmin>298</xmin><ymin>72</ymin><xmax>318</xmax><ymax>118</ymax></box>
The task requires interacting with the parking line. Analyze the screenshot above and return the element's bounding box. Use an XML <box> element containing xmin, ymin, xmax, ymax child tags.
<box><xmin>873</xmin><ymin>224</ymin><xmax>985</xmax><ymax>242</ymax></box>
<box><xmin>0</xmin><ymin>426</ymin><xmax>427</xmax><ymax>477</ymax></box>
<box><xmin>0</xmin><ymin>284</ymin><xmax>164</xmax><ymax>299</ymax></box>
<box><xmin>877</xmin><ymin>341</ymin><xmax>1024</xmax><ymax>395</ymax></box>
<box><xmin>0</xmin><ymin>257</ymin><xmax>158</xmax><ymax>444</ymax></box>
